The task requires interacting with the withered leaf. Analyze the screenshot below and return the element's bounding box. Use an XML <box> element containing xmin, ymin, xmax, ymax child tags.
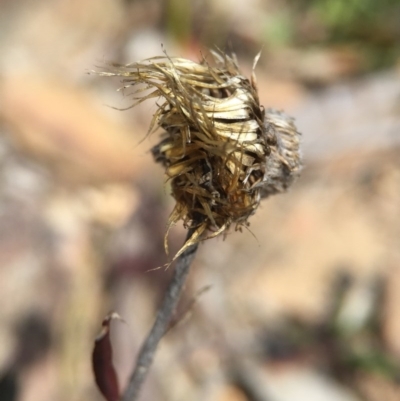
<box><xmin>92</xmin><ymin>312</ymin><xmax>122</xmax><ymax>401</ymax></box>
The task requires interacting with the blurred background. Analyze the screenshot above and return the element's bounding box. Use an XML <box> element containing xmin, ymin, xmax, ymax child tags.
<box><xmin>1</xmin><ymin>0</ymin><xmax>400</xmax><ymax>400</ymax></box>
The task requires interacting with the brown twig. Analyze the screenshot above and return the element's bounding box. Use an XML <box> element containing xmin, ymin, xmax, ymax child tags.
<box><xmin>166</xmin><ymin>284</ymin><xmax>212</xmax><ymax>334</ymax></box>
<box><xmin>121</xmin><ymin>228</ymin><xmax>199</xmax><ymax>401</ymax></box>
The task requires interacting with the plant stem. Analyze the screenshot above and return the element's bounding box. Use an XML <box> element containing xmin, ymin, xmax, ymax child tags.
<box><xmin>122</xmin><ymin>229</ymin><xmax>199</xmax><ymax>401</ymax></box>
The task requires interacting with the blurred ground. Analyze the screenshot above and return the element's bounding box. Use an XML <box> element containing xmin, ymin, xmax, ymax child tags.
<box><xmin>0</xmin><ymin>1</ymin><xmax>400</xmax><ymax>401</ymax></box>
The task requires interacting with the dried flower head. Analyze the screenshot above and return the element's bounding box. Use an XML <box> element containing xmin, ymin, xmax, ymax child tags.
<box><xmin>98</xmin><ymin>51</ymin><xmax>301</xmax><ymax>257</ymax></box>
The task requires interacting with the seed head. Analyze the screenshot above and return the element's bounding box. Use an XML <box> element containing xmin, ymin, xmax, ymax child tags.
<box><xmin>98</xmin><ymin>51</ymin><xmax>302</xmax><ymax>256</ymax></box>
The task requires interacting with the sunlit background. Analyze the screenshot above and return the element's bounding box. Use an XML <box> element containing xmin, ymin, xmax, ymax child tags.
<box><xmin>1</xmin><ymin>1</ymin><xmax>400</xmax><ymax>400</ymax></box>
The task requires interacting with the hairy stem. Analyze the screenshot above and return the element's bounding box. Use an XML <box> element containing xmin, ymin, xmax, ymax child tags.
<box><xmin>122</xmin><ymin>229</ymin><xmax>199</xmax><ymax>401</ymax></box>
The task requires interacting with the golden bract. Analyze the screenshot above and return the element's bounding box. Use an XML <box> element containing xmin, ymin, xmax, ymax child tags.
<box><xmin>98</xmin><ymin>51</ymin><xmax>301</xmax><ymax>258</ymax></box>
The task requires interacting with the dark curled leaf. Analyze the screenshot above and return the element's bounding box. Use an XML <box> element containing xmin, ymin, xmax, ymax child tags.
<box><xmin>92</xmin><ymin>312</ymin><xmax>122</xmax><ymax>401</ymax></box>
